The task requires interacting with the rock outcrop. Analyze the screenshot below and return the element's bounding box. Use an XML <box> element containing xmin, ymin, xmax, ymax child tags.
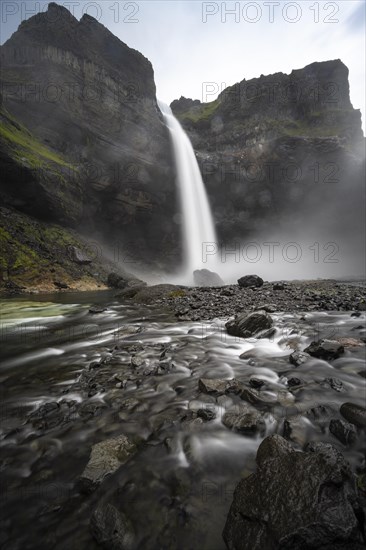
<box><xmin>223</xmin><ymin>434</ymin><xmax>365</xmax><ymax>549</ymax></box>
<box><xmin>172</xmin><ymin>60</ymin><xmax>365</xmax><ymax>247</ymax></box>
<box><xmin>0</xmin><ymin>3</ymin><xmax>178</xmax><ymax>273</ymax></box>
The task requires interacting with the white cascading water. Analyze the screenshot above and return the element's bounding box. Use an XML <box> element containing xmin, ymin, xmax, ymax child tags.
<box><xmin>158</xmin><ymin>101</ymin><xmax>218</xmax><ymax>283</ymax></box>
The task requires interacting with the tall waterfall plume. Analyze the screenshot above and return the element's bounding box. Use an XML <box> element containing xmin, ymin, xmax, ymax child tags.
<box><xmin>158</xmin><ymin>101</ymin><xmax>218</xmax><ymax>283</ymax></box>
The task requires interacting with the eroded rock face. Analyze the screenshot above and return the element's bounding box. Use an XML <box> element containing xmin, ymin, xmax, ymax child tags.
<box><xmin>0</xmin><ymin>3</ymin><xmax>178</xmax><ymax>265</ymax></box>
<box><xmin>223</xmin><ymin>434</ymin><xmax>365</xmax><ymax>550</ymax></box>
<box><xmin>171</xmin><ymin>60</ymin><xmax>365</xmax><ymax>256</ymax></box>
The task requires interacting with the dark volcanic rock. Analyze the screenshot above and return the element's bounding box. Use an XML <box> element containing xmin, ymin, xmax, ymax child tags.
<box><xmin>289</xmin><ymin>350</ymin><xmax>311</xmax><ymax>366</ymax></box>
<box><xmin>90</xmin><ymin>501</ymin><xmax>135</xmax><ymax>550</ymax></box>
<box><xmin>79</xmin><ymin>435</ymin><xmax>137</xmax><ymax>493</ymax></box>
<box><xmin>324</xmin><ymin>377</ymin><xmax>344</xmax><ymax>392</ymax></box>
<box><xmin>304</xmin><ymin>339</ymin><xmax>344</xmax><ymax>361</ymax></box>
<box><xmin>222</xmin><ymin>404</ymin><xmax>265</xmax><ymax>436</ymax></box>
<box><xmin>193</xmin><ymin>269</ymin><xmax>224</xmax><ymax>287</ymax></box>
<box><xmin>223</xmin><ymin>434</ymin><xmax>364</xmax><ymax>550</ymax></box>
<box><xmin>273</xmin><ymin>283</ymin><xmax>285</xmax><ymax>291</ymax></box>
<box><xmin>340</xmin><ymin>402</ymin><xmax>366</xmax><ymax>428</ymax></box>
<box><xmin>198</xmin><ymin>378</ymin><xmax>238</xmax><ymax>396</ymax></box>
<box><xmin>249</xmin><ymin>378</ymin><xmax>265</xmax><ymax>389</ymax></box>
<box><xmin>287</xmin><ymin>377</ymin><xmax>302</xmax><ymax>387</ymax></box>
<box><xmin>0</xmin><ymin>3</ymin><xmax>178</xmax><ymax>266</ymax></box>
<box><xmin>172</xmin><ymin>60</ymin><xmax>364</xmax><ymax>252</ymax></box>
<box><xmin>107</xmin><ymin>273</ymin><xmax>129</xmax><ymax>289</ymax></box>
<box><xmin>329</xmin><ymin>418</ymin><xmax>357</xmax><ymax>446</ymax></box>
<box><xmin>197</xmin><ymin>408</ymin><xmax>216</xmax><ymax>421</ymax></box>
<box><xmin>226</xmin><ymin>310</ymin><xmax>273</xmax><ymax>338</ymax></box>
<box><xmin>69</xmin><ymin>246</ymin><xmax>92</xmax><ymax>264</ymax></box>
<box><xmin>237</xmin><ymin>275</ymin><xmax>263</xmax><ymax>288</ymax></box>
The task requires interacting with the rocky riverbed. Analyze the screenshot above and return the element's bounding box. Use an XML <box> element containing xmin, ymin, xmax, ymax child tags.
<box><xmin>117</xmin><ymin>278</ymin><xmax>366</xmax><ymax>321</ymax></box>
<box><xmin>0</xmin><ymin>290</ymin><xmax>365</xmax><ymax>549</ymax></box>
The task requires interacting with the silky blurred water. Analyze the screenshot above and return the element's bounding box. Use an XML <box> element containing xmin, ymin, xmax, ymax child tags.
<box><xmin>0</xmin><ymin>292</ymin><xmax>365</xmax><ymax>549</ymax></box>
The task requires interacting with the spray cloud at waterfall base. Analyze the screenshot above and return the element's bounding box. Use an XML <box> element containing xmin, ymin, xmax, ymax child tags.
<box><xmin>157</xmin><ymin>103</ymin><xmax>365</xmax><ymax>287</ymax></box>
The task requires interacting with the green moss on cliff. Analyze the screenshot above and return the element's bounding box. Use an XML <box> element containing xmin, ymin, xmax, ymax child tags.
<box><xmin>179</xmin><ymin>99</ymin><xmax>220</xmax><ymax>123</ymax></box>
<box><xmin>0</xmin><ymin>226</ymin><xmax>45</xmax><ymax>280</ymax></box>
<box><xmin>0</xmin><ymin>110</ymin><xmax>72</xmax><ymax>168</ymax></box>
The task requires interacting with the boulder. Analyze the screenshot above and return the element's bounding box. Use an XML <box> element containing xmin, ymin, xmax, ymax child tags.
<box><xmin>193</xmin><ymin>269</ymin><xmax>224</xmax><ymax>287</ymax></box>
<box><xmin>226</xmin><ymin>310</ymin><xmax>273</xmax><ymax>338</ymax></box>
<box><xmin>68</xmin><ymin>246</ymin><xmax>92</xmax><ymax>264</ymax></box>
<box><xmin>107</xmin><ymin>273</ymin><xmax>129</xmax><ymax>289</ymax></box>
<box><xmin>79</xmin><ymin>435</ymin><xmax>137</xmax><ymax>493</ymax></box>
<box><xmin>323</xmin><ymin>377</ymin><xmax>344</xmax><ymax>392</ymax></box>
<box><xmin>304</xmin><ymin>339</ymin><xmax>344</xmax><ymax>361</ymax></box>
<box><xmin>198</xmin><ymin>378</ymin><xmax>239</xmax><ymax>396</ymax></box>
<box><xmin>223</xmin><ymin>404</ymin><xmax>265</xmax><ymax>436</ymax></box>
<box><xmin>289</xmin><ymin>350</ymin><xmax>311</xmax><ymax>367</ymax></box>
<box><xmin>329</xmin><ymin>418</ymin><xmax>357</xmax><ymax>446</ymax></box>
<box><xmin>223</xmin><ymin>434</ymin><xmax>364</xmax><ymax>549</ymax></box>
<box><xmin>239</xmin><ymin>386</ymin><xmax>274</xmax><ymax>406</ymax></box>
<box><xmin>273</xmin><ymin>282</ymin><xmax>285</xmax><ymax>290</ymax></box>
<box><xmin>237</xmin><ymin>275</ymin><xmax>263</xmax><ymax>288</ymax></box>
<box><xmin>197</xmin><ymin>408</ymin><xmax>216</xmax><ymax>421</ymax></box>
<box><xmin>90</xmin><ymin>501</ymin><xmax>135</xmax><ymax>550</ymax></box>
<box><xmin>340</xmin><ymin>402</ymin><xmax>366</xmax><ymax>428</ymax></box>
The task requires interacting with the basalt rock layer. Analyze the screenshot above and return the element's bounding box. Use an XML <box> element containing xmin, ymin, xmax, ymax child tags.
<box><xmin>0</xmin><ymin>2</ymin><xmax>178</xmax><ymax>278</ymax></box>
<box><xmin>171</xmin><ymin>60</ymin><xmax>365</xmax><ymax>248</ymax></box>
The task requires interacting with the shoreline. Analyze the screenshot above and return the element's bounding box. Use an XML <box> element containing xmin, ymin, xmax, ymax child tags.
<box><xmin>2</xmin><ymin>279</ymin><xmax>365</xmax><ymax>321</ymax></box>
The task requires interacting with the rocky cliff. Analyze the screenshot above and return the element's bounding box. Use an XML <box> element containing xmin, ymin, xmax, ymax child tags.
<box><xmin>171</xmin><ymin>60</ymin><xmax>365</xmax><ymax>246</ymax></box>
<box><xmin>0</xmin><ymin>2</ymin><xmax>178</xmax><ymax>287</ymax></box>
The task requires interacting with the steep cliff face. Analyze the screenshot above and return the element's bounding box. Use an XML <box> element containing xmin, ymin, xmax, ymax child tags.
<box><xmin>172</xmin><ymin>60</ymin><xmax>365</xmax><ymax>244</ymax></box>
<box><xmin>0</xmin><ymin>3</ymin><xmax>178</xmax><ymax>266</ymax></box>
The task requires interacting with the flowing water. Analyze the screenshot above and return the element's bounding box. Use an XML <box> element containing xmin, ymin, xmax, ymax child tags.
<box><xmin>1</xmin><ymin>292</ymin><xmax>366</xmax><ymax>549</ymax></box>
<box><xmin>158</xmin><ymin>102</ymin><xmax>218</xmax><ymax>284</ymax></box>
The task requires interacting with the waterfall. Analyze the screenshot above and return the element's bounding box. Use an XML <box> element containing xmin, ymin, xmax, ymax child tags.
<box><xmin>158</xmin><ymin>101</ymin><xmax>218</xmax><ymax>283</ymax></box>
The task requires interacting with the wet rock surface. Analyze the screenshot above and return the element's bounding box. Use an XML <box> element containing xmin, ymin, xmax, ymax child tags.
<box><xmin>304</xmin><ymin>339</ymin><xmax>345</xmax><ymax>361</ymax></box>
<box><xmin>223</xmin><ymin>434</ymin><xmax>365</xmax><ymax>550</ymax></box>
<box><xmin>79</xmin><ymin>435</ymin><xmax>137</xmax><ymax>493</ymax></box>
<box><xmin>222</xmin><ymin>404</ymin><xmax>266</xmax><ymax>436</ymax></box>
<box><xmin>329</xmin><ymin>418</ymin><xmax>357</xmax><ymax>446</ymax></box>
<box><xmin>225</xmin><ymin>310</ymin><xmax>273</xmax><ymax>338</ymax></box>
<box><xmin>90</xmin><ymin>501</ymin><xmax>135</xmax><ymax>550</ymax></box>
<box><xmin>340</xmin><ymin>403</ymin><xmax>366</xmax><ymax>428</ymax></box>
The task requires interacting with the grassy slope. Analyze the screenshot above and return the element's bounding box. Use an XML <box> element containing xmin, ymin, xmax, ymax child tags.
<box><xmin>0</xmin><ymin>207</ymin><xmax>111</xmax><ymax>292</ymax></box>
<box><xmin>0</xmin><ymin>108</ymin><xmax>73</xmax><ymax>169</ymax></box>
<box><xmin>0</xmin><ymin>110</ymin><xmax>119</xmax><ymax>292</ymax></box>
<box><xmin>175</xmin><ymin>98</ymin><xmax>355</xmax><ymax>139</ymax></box>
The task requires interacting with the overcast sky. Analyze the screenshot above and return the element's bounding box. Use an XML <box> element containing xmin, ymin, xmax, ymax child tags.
<box><xmin>1</xmin><ymin>1</ymin><xmax>365</xmax><ymax>128</ymax></box>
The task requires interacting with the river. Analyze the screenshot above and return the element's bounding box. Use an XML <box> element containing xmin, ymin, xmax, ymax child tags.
<box><xmin>1</xmin><ymin>291</ymin><xmax>365</xmax><ymax>549</ymax></box>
